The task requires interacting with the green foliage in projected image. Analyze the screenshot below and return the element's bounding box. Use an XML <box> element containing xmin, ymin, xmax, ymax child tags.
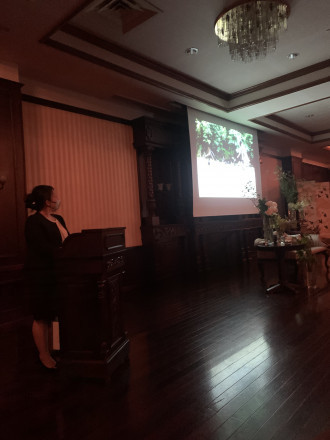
<box><xmin>195</xmin><ymin>119</ymin><xmax>254</xmax><ymax>164</ymax></box>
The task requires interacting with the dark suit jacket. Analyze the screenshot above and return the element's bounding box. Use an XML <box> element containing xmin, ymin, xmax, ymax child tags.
<box><xmin>24</xmin><ymin>212</ymin><xmax>69</xmax><ymax>271</ymax></box>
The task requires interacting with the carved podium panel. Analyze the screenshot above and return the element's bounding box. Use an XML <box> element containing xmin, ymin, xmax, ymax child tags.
<box><xmin>56</xmin><ymin>228</ymin><xmax>129</xmax><ymax>379</ymax></box>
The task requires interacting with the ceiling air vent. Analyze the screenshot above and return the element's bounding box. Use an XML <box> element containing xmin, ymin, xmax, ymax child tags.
<box><xmin>87</xmin><ymin>0</ymin><xmax>161</xmax><ymax>13</ymax></box>
<box><xmin>85</xmin><ymin>0</ymin><xmax>162</xmax><ymax>33</ymax></box>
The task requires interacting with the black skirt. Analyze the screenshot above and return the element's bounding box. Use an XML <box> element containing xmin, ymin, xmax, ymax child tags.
<box><xmin>25</xmin><ymin>270</ymin><xmax>58</xmax><ymax>322</ymax></box>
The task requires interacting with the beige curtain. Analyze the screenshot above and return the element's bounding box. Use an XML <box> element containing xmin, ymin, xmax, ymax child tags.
<box><xmin>22</xmin><ymin>102</ymin><xmax>142</xmax><ymax>247</ymax></box>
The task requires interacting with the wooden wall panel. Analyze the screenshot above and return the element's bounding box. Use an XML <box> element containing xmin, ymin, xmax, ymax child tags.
<box><xmin>22</xmin><ymin>102</ymin><xmax>142</xmax><ymax>247</ymax></box>
<box><xmin>0</xmin><ymin>79</ymin><xmax>26</xmax><ymax>325</ymax></box>
<box><xmin>302</xmin><ymin>163</ymin><xmax>330</xmax><ymax>182</ymax></box>
<box><xmin>260</xmin><ymin>154</ymin><xmax>284</xmax><ymax>215</ymax></box>
<box><xmin>0</xmin><ymin>80</ymin><xmax>26</xmax><ymax>266</ymax></box>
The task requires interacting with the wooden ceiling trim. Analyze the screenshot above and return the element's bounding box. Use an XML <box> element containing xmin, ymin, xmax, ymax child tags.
<box><xmin>43</xmin><ymin>38</ymin><xmax>228</xmax><ymax>113</ymax></box>
<box><xmin>312</xmin><ymin>137</ymin><xmax>330</xmax><ymax>144</ymax></box>
<box><xmin>231</xmin><ymin>60</ymin><xmax>330</xmax><ymax>99</ymax></box>
<box><xmin>40</xmin><ymin>0</ymin><xmax>94</xmax><ymax>43</ymax></box>
<box><xmin>58</xmin><ymin>23</ymin><xmax>230</xmax><ymax>100</ymax></box>
<box><xmin>22</xmin><ymin>94</ymin><xmax>131</xmax><ymax>125</ymax></box>
<box><xmin>250</xmin><ymin>118</ymin><xmax>312</xmax><ymax>143</ymax></box>
<box><xmin>266</xmin><ymin>115</ymin><xmax>330</xmax><ymax>138</ymax></box>
<box><xmin>266</xmin><ymin>114</ymin><xmax>311</xmax><ymax>136</ymax></box>
<box><xmin>254</xmin><ymin>119</ymin><xmax>329</xmax><ymax>145</ymax></box>
<box><xmin>45</xmin><ymin>27</ymin><xmax>330</xmax><ymax>118</ymax></box>
<box><xmin>312</xmin><ymin>136</ymin><xmax>330</xmax><ymax>144</ymax></box>
<box><xmin>314</xmin><ymin>129</ymin><xmax>330</xmax><ymax>136</ymax></box>
<box><xmin>229</xmin><ymin>77</ymin><xmax>330</xmax><ymax>112</ymax></box>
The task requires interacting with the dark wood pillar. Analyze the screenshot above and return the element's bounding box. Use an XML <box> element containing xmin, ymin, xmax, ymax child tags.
<box><xmin>142</xmin><ymin>146</ymin><xmax>159</xmax><ymax>225</ymax></box>
<box><xmin>132</xmin><ymin>117</ymin><xmax>176</xmax><ymax>226</ymax></box>
<box><xmin>282</xmin><ymin>155</ymin><xmax>303</xmax><ymax>180</ymax></box>
<box><xmin>132</xmin><ymin>116</ymin><xmax>191</xmax><ymax>280</ymax></box>
<box><xmin>0</xmin><ymin>79</ymin><xmax>26</xmax><ymax>266</ymax></box>
<box><xmin>0</xmin><ymin>78</ymin><xmax>27</xmax><ymax>324</ymax></box>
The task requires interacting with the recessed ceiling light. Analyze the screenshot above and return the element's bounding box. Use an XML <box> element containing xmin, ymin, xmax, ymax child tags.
<box><xmin>185</xmin><ymin>47</ymin><xmax>198</xmax><ymax>55</ymax></box>
<box><xmin>287</xmin><ymin>52</ymin><xmax>299</xmax><ymax>59</ymax></box>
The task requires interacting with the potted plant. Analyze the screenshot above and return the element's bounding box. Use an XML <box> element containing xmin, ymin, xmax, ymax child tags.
<box><xmin>275</xmin><ymin>167</ymin><xmax>298</xmax><ymax>205</ymax></box>
<box><xmin>275</xmin><ymin>168</ymin><xmax>307</xmax><ymax>230</ymax></box>
<box><xmin>244</xmin><ymin>182</ymin><xmax>278</xmax><ymax>243</ymax></box>
<box><xmin>296</xmin><ymin>235</ymin><xmax>316</xmax><ymax>293</ymax></box>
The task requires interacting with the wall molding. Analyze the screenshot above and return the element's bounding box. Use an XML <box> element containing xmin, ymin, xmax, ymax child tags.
<box><xmin>54</xmin><ymin>23</ymin><xmax>230</xmax><ymax>101</ymax></box>
<box><xmin>42</xmin><ymin>39</ymin><xmax>229</xmax><ymax>113</ymax></box>
<box><xmin>48</xmin><ymin>24</ymin><xmax>330</xmax><ymax>104</ymax></box>
<box><xmin>22</xmin><ymin>94</ymin><xmax>131</xmax><ymax>125</ymax></box>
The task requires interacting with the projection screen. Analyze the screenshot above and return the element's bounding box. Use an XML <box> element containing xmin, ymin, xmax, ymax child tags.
<box><xmin>187</xmin><ymin>107</ymin><xmax>262</xmax><ymax>217</ymax></box>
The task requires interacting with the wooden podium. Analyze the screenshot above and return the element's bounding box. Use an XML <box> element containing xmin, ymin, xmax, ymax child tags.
<box><xmin>55</xmin><ymin>228</ymin><xmax>129</xmax><ymax>379</ymax></box>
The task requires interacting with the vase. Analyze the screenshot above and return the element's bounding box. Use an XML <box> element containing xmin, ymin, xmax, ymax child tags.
<box><xmin>288</xmin><ymin>208</ymin><xmax>299</xmax><ymax>231</ymax></box>
<box><xmin>262</xmin><ymin>215</ymin><xmax>274</xmax><ymax>244</ymax></box>
<box><xmin>303</xmin><ymin>262</ymin><xmax>316</xmax><ymax>295</ymax></box>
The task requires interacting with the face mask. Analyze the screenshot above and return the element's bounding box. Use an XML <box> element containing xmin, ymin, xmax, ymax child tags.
<box><xmin>50</xmin><ymin>199</ymin><xmax>61</xmax><ymax>210</ymax></box>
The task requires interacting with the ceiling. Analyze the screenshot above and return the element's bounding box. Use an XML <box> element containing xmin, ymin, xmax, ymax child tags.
<box><xmin>0</xmin><ymin>0</ymin><xmax>329</xmax><ymax>162</ymax></box>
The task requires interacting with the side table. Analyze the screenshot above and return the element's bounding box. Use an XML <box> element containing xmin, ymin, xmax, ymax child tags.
<box><xmin>256</xmin><ymin>243</ymin><xmax>305</xmax><ymax>293</ymax></box>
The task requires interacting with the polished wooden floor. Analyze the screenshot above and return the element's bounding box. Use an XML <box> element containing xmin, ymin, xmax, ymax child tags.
<box><xmin>2</xmin><ymin>262</ymin><xmax>330</xmax><ymax>440</ymax></box>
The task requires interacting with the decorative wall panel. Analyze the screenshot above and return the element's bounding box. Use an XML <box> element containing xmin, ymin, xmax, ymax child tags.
<box><xmin>22</xmin><ymin>102</ymin><xmax>141</xmax><ymax>247</ymax></box>
<box><xmin>298</xmin><ymin>181</ymin><xmax>330</xmax><ymax>235</ymax></box>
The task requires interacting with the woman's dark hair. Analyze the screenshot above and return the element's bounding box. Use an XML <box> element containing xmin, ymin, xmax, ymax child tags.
<box><xmin>25</xmin><ymin>185</ymin><xmax>54</xmax><ymax>211</ymax></box>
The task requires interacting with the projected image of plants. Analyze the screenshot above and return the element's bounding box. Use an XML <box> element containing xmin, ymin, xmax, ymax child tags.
<box><xmin>195</xmin><ymin>119</ymin><xmax>257</xmax><ymax>198</ymax></box>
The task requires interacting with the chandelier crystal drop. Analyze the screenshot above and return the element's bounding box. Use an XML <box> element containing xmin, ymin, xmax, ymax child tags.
<box><xmin>214</xmin><ymin>0</ymin><xmax>290</xmax><ymax>62</ymax></box>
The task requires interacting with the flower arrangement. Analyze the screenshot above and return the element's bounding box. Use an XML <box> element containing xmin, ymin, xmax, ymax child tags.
<box><xmin>273</xmin><ymin>215</ymin><xmax>291</xmax><ymax>233</ymax></box>
<box><xmin>261</xmin><ymin>199</ymin><xmax>278</xmax><ymax>216</ymax></box>
<box><xmin>287</xmin><ymin>200</ymin><xmax>308</xmax><ymax>211</ymax></box>
<box><xmin>244</xmin><ymin>182</ymin><xmax>278</xmax><ymax>217</ymax></box>
<box><xmin>295</xmin><ymin>235</ymin><xmax>315</xmax><ymax>272</ymax></box>
<box><xmin>244</xmin><ymin>182</ymin><xmax>281</xmax><ymax>242</ymax></box>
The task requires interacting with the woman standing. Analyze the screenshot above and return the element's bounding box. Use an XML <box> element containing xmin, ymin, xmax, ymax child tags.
<box><xmin>25</xmin><ymin>185</ymin><xmax>69</xmax><ymax>370</ymax></box>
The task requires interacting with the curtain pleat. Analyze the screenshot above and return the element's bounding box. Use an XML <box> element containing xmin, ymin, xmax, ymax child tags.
<box><xmin>22</xmin><ymin>102</ymin><xmax>142</xmax><ymax>247</ymax></box>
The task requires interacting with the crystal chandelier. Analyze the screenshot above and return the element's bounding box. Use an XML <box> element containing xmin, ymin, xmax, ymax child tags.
<box><xmin>214</xmin><ymin>0</ymin><xmax>290</xmax><ymax>62</ymax></box>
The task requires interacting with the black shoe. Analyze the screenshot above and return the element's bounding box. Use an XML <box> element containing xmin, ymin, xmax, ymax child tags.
<box><xmin>38</xmin><ymin>358</ymin><xmax>59</xmax><ymax>372</ymax></box>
